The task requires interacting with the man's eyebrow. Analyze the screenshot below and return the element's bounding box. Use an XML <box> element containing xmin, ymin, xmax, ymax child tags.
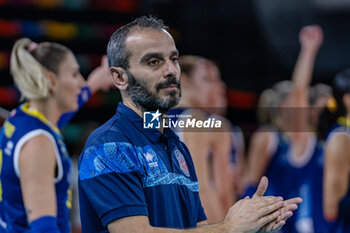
<box><xmin>171</xmin><ymin>50</ymin><xmax>179</xmax><ymax>57</ymax></box>
<box><xmin>140</xmin><ymin>53</ymin><xmax>163</xmax><ymax>63</ymax></box>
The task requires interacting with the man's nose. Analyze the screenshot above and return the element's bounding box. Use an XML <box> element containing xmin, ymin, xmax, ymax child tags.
<box><xmin>163</xmin><ymin>60</ymin><xmax>179</xmax><ymax>78</ymax></box>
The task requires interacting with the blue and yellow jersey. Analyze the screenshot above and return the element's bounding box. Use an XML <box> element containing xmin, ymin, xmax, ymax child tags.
<box><xmin>0</xmin><ymin>103</ymin><xmax>72</xmax><ymax>233</ymax></box>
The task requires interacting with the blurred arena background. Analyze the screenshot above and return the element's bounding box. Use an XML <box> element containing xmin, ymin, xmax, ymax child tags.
<box><xmin>0</xmin><ymin>0</ymin><xmax>350</xmax><ymax>231</ymax></box>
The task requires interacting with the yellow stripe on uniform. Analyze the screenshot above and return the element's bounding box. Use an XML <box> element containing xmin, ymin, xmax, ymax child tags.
<box><xmin>337</xmin><ymin>116</ymin><xmax>350</xmax><ymax>128</ymax></box>
<box><xmin>20</xmin><ymin>103</ymin><xmax>61</xmax><ymax>134</ymax></box>
<box><xmin>66</xmin><ymin>189</ymin><xmax>72</xmax><ymax>209</ymax></box>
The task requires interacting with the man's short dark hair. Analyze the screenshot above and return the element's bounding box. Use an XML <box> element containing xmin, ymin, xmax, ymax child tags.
<box><xmin>107</xmin><ymin>16</ymin><xmax>168</xmax><ymax>70</ymax></box>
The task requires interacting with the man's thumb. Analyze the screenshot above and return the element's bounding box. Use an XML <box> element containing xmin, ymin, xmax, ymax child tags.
<box><xmin>253</xmin><ymin>176</ymin><xmax>268</xmax><ymax>197</ymax></box>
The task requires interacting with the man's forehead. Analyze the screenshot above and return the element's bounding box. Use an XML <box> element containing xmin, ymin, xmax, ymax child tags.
<box><xmin>125</xmin><ymin>29</ymin><xmax>177</xmax><ymax>55</ymax></box>
<box><xmin>126</xmin><ymin>28</ymin><xmax>171</xmax><ymax>41</ymax></box>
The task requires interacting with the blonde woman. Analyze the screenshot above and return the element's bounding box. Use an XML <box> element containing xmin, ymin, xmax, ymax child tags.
<box><xmin>0</xmin><ymin>38</ymin><xmax>109</xmax><ymax>233</ymax></box>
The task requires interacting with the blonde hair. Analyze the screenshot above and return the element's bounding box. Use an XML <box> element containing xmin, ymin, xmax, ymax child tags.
<box><xmin>257</xmin><ymin>88</ymin><xmax>278</xmax><ymax>125</ymax></box>
<box><xmin>257</xmin><ymin>80</ymin><xmax>292</xmax><ymax>126</ymax></box>
<box><xmin>10</xmin><ymin>38</ymin><xmax>70</xmax><ymax>100</ymax></box>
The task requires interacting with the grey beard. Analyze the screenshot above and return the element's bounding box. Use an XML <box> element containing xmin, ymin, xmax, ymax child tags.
<box><xmin>127</xmin><ymin>72</ymin><xmax>181</xmax><ymax>112</ymax></box>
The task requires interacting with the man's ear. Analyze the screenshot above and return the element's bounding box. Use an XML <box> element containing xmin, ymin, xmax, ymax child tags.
<box><xmin>110</xmin><ymin>67</ymin><xmax>129</xmax><ymax>91</ymax></box>
<box><xmin>45</xmin><ymin>71</ymin><xmax>57</xmax><ymax>92</ymax></box>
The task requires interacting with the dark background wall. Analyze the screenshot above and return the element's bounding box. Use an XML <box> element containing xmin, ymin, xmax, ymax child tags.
<box><xmin>143</xmin><ymin>0</ymin><xmax>350</xmax><ymax>89</ymax></box>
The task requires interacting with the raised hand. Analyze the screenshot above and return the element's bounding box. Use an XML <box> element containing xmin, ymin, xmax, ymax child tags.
<box><xmin>259</xmin><ymin>197</ymin><xmax>302</xmax><ymax>232</ymax></box>
<box><xmin>87</xmin><ymin>55</ymin><xmax>114</xmax><ymax>93</ymax></box>
<box><xmin>254</xmin><ymin>177</ymin><xmax>302</xmax><ymax>233</ymax></box>
<box><xmin>223</xmin><ymin>177</ymin><xmax>284</xmax><ymax>233</ymax></box>
<box><xmin>299</xmin><ymin>25</ymin><xmax>324</xmax><ymax>52</ymax></box>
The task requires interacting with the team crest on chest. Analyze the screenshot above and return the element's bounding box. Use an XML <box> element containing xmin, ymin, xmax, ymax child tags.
<box><xmin>174</xmin><ymin>149</ymin><xmax>190</xmax><ymax>177</ymax></box>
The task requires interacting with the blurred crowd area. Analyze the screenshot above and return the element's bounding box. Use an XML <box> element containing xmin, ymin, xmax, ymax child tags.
<box><xmin>1</xmin><ymin>0</ymin><xmax>350</xmax><ymax>232</ymax></box>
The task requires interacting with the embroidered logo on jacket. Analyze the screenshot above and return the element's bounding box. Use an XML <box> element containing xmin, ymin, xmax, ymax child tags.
<box><xmin>144</xmin><ymin>151</ymin><xmax>158</xmax><ymax>168</ymax></box>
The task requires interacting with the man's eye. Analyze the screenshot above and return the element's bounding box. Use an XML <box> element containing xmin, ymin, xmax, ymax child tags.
<box><xmin>148</xmin><ymin>60</ymin><xmax>159</xmax><ymax>66</ymax></box>
<box><xmin>171</xmin><ymin>57</ymin><xmax>179</xmax><ymax>63</ymax></box>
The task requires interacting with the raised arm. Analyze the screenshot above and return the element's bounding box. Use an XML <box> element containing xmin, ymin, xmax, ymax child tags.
<box><xmin>86</xmin><ymin>55</ymin><xmax>114</xmax><ymax>93</ymax></box>
<box><xmin>57</xmin><ymin>55</ymin><xmax>113</xmax><ymax>128</ymax></box>
<box><xmin>290</xmin><ymin>25</ymin><xmax>323</xmax><ymax>107</ymax></box>
<box><xmin>288</xmin><ymin>25</ymin><xmax>323</xmax><ymax>135</ymax></box>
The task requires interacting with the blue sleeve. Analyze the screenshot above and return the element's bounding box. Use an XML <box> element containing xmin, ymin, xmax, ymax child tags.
<box><xmin>57</xmin><ymin>86</ymin><xmax>91</xmax><ymax>129</ymax></box>
<box><xmin>197</xmin><ymin>205</ymin><xmax>207</xmax><ymax>223</ymax></box>
<box><xmin>79</xmin><ymin>142</ymin><xmax>148</xmax><ymax>227</ymax></box>
<box><xmin>80</xmin><ymin>172</ymin><xmax>148</xmax><ymax>226</ymax></box>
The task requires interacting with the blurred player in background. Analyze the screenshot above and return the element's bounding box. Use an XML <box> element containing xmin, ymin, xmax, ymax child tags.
<box><xmin>174</xmin><ymin>55</ymin><xmax>234</xmax><ymax>223</ymax></box>
<box><xmin>318</xmin><ymin>69</ymin><xmax>350</xmax><ymax>232</ymax></box>
<box><xmin>244</xmin><ymin>25</ymin><xmax>324</xmax><ymax>232</ymax></box>
<box><xmin>0</xmin><ymin>37</ymin><xmax>112</xmax><ymax>233</ymax></box>
<box><xmin>174</xmin><ymin>55</ymin><xmax>236</xmax><ymax>223</ymax></box>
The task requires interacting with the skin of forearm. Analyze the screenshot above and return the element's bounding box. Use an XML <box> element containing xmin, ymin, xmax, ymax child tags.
<box><xmin>218</xmin><ymin>190</ymin><xmax>234</xmax><ymax>215</ymax></box>
<box><xmin>323</xmin><ymin>193</ymin><xmax>340</xmax><ymax>220</ymax></box>
<box><xmin>199</xmin><ymin>188</ymin><xmax>225</xmax><ymax>223</ymax></box>
<box><xmin>288</xmin><ymin>47</ymin><xmax>318</xmax><ymax>133</ymax></box>
<box><xmin>291</xmin><ymin>48</ymin><xmax>318</xmax><ymax>90</ymax></box>
<box><xmin>147</xmin><ymin>222</ymin><xmax>235</xmax><ymax>233</ymax></box>
<box><xmin>323</xmin><ymin>136</ymin><xmax>350</xmax><ymax>220</ymax></box>
<box><xmin>324</xmin><ymin>170</ymin><xmax>348</xmax><ymax>220</ymax></box>
<box><xmin>86</xmin><ymin>79</ymin><xmax>98</xmax><ymax>94</ymax></box>
<box><xmin>109</xmin><ymin>218</ymin><xmax>235</xmax><ymax>233</ymax></box>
